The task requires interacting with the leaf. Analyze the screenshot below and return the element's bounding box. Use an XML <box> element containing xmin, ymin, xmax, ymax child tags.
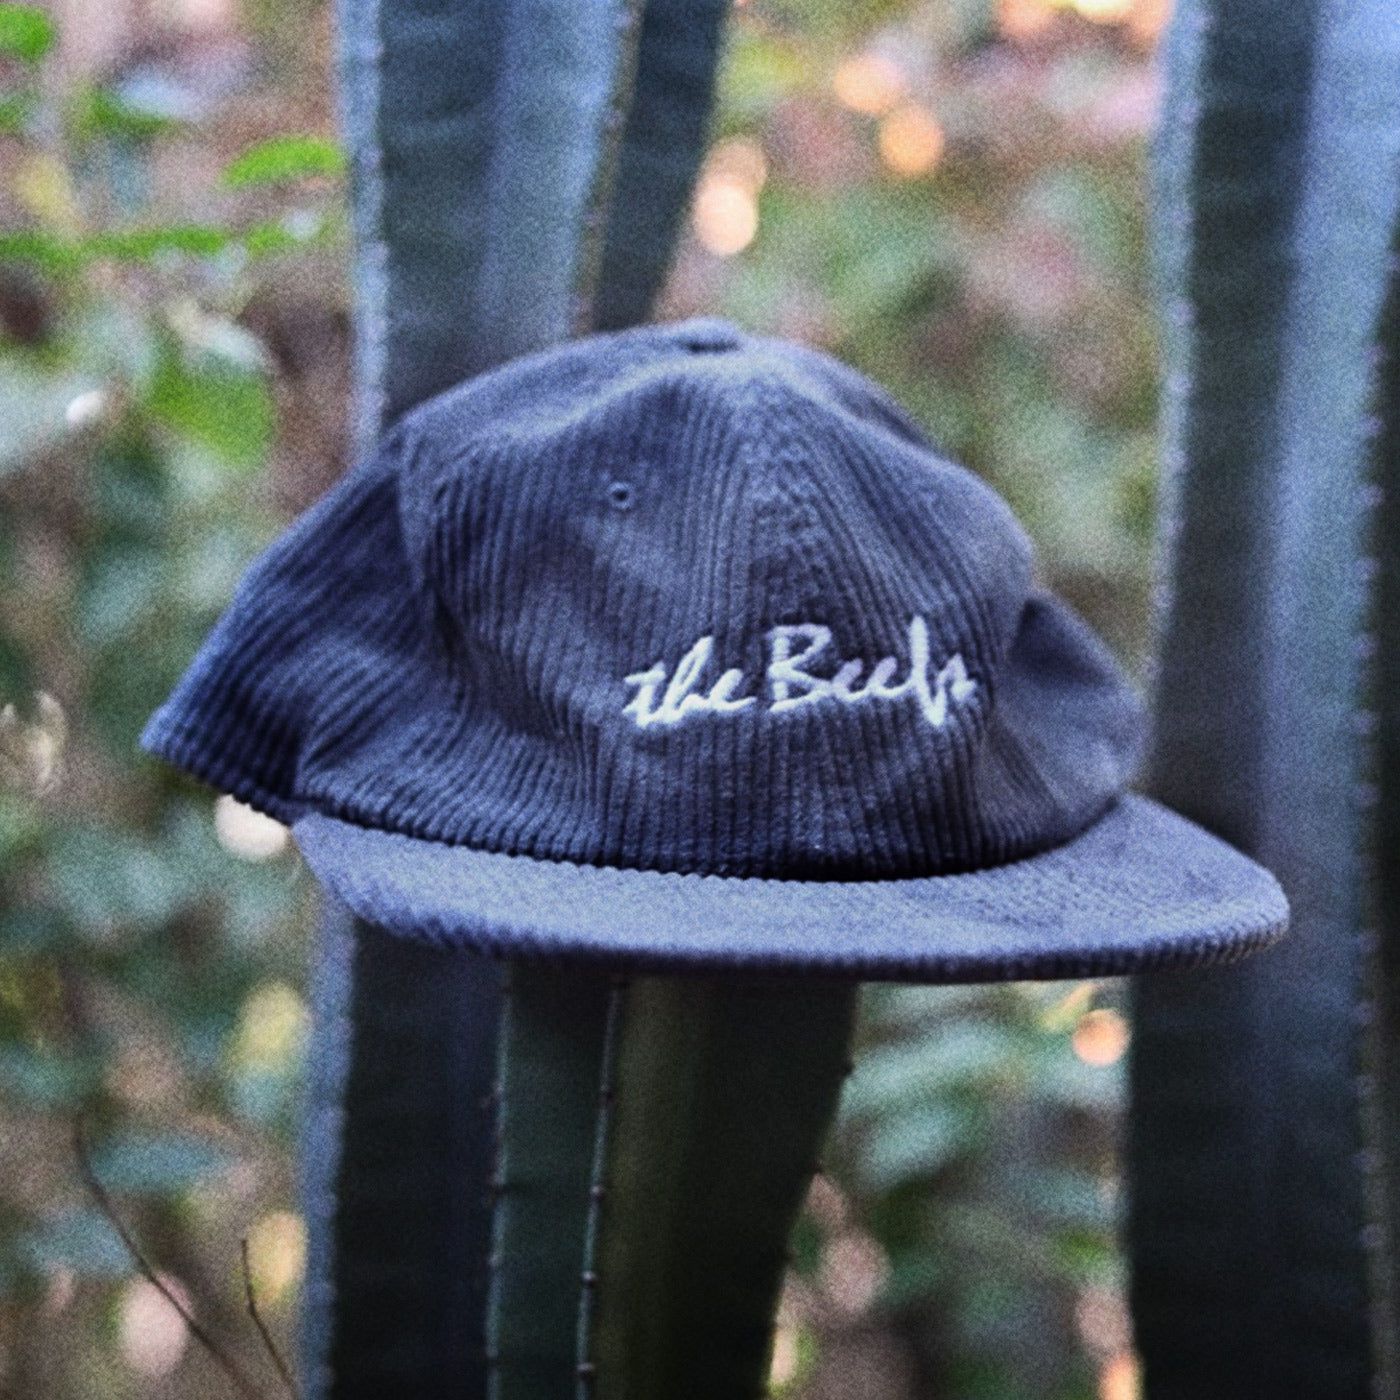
<box><xmin>0</xmin><ymin>4</ymin><xmax>54</xmax><ymax>63</ymax></box>
<box><xmin>18</xmin><ymin>1207</ymin><xmax>130</xmax><ymax>1279</ymax></box>
<box><xmin>84</xmin><ymin>618</ymin><xmax>205</xmax><ymax>756</ymax></box>
<box><xmin>68</xmin><ymin>302</ymin><xmax>161</xmax><ymax>389</ymax></box>
<box><xmin>1028</xmin><ymin>1045</ymin><xmax>1124</xmax><ymax>1113</ymax></box>
<box><xmin>229</xmin><ymin>1069</ymin><xmax>300</xmax><ymax>1127</ymax></box>
<box><xmin>47</xmin><ymin>825</ymin><xmax>191</xmax><ymax>942</ymax></box>
<box><xmin>89</xmin><ymin>224</ymin><xmax>231</xmax><ymax>261</ymax></box>
<box><xmin>843</xmin><ymin>1023</ymin><xmax>1024</xmax><ymax>1117</ymax></box>
<box><xmin>68</xmin><ymin>84</ymin><xmax>182</xmax><ymax>141</ymax></box>
<box><xmin>0</xmin><ymin>91</ymin><xmax>32</xmax><ymax>133</ymax></box>
<box><xmin>88</xmin><ymin>1129</ymin><xmax>235</xmax><ymax>1195</ymax></box>
<box><xmin>221</xmin><ymin>134</ymin><xmax>345</xmax><ymax>189</ymax></box>
<box><xmin>717</xmin><ymin>24</ymin><xmax>806</xmax><ymax>127</ymax></box>
<box><xmin>77</xmin><ymin>544</ymin><xmax>166</xmax><ymax>643</ymax></box>
<box><xmin>856</xmin><ymin>1100</ymin><xmax>971</xmax><ymax>1195</ymax></box>
<box><xmin>0</xmin><ymin>1043</ymin><xmax>96</xmax><ymax>1108</ymax></box>
<box><xmin>148</xmin><ymin>340</ymin><xmax>273</xmax><ymax>471</ymax></box>
<box><xmin>0</xmin><ymin>905</ymin><xmax>64</xmax><ymax>953</ymax></box>
<box><xmin>1019</xmin><ymin>1168</ymin><xmax>1118</xmax><ymax>1235</ymax></box>
<box><xmin>0</xmin><ymin>230</ymin><xmax>81</xmax><ymax>276</ymax></box>
<box><xmin>0</xmin><ymin>225</ymin><xmax>236</xmax><ymax>276</ymax></box>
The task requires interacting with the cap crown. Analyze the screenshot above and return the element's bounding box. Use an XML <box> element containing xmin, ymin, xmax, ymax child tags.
<box><xmin>144</xmin><ymin>321</ymin><xmax>1141</xmax><ymax>880</ymax></box>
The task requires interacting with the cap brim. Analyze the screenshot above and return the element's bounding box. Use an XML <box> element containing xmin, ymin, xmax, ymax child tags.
<box><xmin>292</xmin><ymin>793</ymin><xmax>1285</xmax><ymax>982</ymax></box>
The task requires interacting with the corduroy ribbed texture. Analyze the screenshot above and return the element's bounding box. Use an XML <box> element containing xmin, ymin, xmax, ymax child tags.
<box><xmin>142</xmin><ymin>320</ymin><xmax>1287</xmax><ymax>974</ymax></box>
<box><xmin>143</xmin><ymin>319</ymin><xmax>1140</xmax><ymax>882</ymax></box>
<box><xmin>294</xmin><ymin>794</ymin><xmax>1287</xmax><ymax>980</ymax></box>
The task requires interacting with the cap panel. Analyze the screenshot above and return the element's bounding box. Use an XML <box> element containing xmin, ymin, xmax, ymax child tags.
<box><xmin>145</xmin><ymin>321</ymin><xmax>1148</xmax><ymax>882</ymax></box>
<box><xmin>394</xmin><ymin>356</ymin><xmax>1052</xmax><ymax>876</ymax></box>
<box><xmin>962</xmin><ymin>593</ymin><xmax>1143</xmax><ymax>861</ymax></box>
<box><xmin>141</xmin><ymin>435</ymin><xmax>439</xmax><ymax>824</ymax></box>
<box><xmin>745</xmin><ymin>335</ymin><xmax>935</xmax><ymax>454</ymax></box>
<box><xmin>995</xmin><ymin>592</ymin><xmax>1143</xmax><ymax>812</ymax></box>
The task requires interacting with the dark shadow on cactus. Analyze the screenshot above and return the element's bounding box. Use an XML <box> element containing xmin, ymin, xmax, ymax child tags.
<box><xmin>304</xmin><ymin>915</ymin><xmax>500</xmax><ymax>1399</ymax></box>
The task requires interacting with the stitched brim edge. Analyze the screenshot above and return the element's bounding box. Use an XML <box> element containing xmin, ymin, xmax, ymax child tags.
<box><xmin>291</xmin><ymin>793</ymin><xmax>1287</xmax><ymax>982</ymax></box>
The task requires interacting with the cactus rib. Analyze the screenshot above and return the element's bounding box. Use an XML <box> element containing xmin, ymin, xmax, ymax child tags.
<box><xmin>583</xmin><ymin>977</ymin><xmax>858</xmax><ymax>1400</ymax></box>
<box><xmin>1129</xmin><ymin>1</ymin><xmax>1400</xmax><ymax>1394</ymax></box>
<box><xmin>487</xmin><ymin>966</ymin><xmax>620</xmax><ymax>1400</ymax></box>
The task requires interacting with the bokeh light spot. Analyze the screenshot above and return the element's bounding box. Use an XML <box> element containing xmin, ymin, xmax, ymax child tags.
<box><xmin>214</xmin><ymin>793</ymin><xmax>290</xmax><ymax>861</ymax></box>
<box><xmin>818</xmin><ymin>1230</ymin><xmax>888</xmax><ymax>1317</ymax></box>
<box><xmin>1076</xmin><ymin>1284</ymin><xmax>1132</xmax><ymax>1353</ymax></box>
<box><xmin>119</xmin><ymin>1275</ymin><xmax>189</xmax><ymax>1379</ymax></box>
<box><xmin>832</xmin><ymin>53</ymin><xmax>905</xmax><ymax>115</ymax></box>
<box><xmin>693</xmin><ymin>177</ymin><xmax>759</xmax><ymax>256</ymax></box>
<box><xmin>231</xmin><ymin>982</ymin><xmax>309</xmax><ymax>1073</ymax></box>
<box><xmin>245</xmin><ymin>1210</ymin><xmax>307</xmax><ymax>1306</ymax></box>
<box><xmin>769</xmin><ymin>1323</ymin><xmax>800</xmax><ymax>1389</ymax></box>
<box><xmin>705</xmin><ymin>136</ymin><xmax>769</xmax><ymax>194</ymax></box>
<box><xmin>1073</xmin><ymin>1008</ymin><xmax>1131</xmax><ymax>1066</ymax></box>
<box><xmin>1069</xmin><ymin>0</ymin><xmax>1136</xmax><ymax>21</ymax></box>
<box><xmin>1099</xmin><ymin>1349</ymin><xmax>1142</xmax><ymax>1400</ymax></box>
<box><xmin>997</xmin><ymin>0</ymin><xmax>1059</xmax><ymax>38</ymax></box>
<box><xmin>878</xmin><ymin>104</ymin><xmax>944</xmax><ymax>178</ymax></box>
<box><xmin>64</xmin><ymin>389</ymin><xmax>109</xmax><ymax>429</ymax></box>
<box><xmin>1127</xmin><ymin>0</ymin><xmax>1171</xmax><ymax>43</ymax></box>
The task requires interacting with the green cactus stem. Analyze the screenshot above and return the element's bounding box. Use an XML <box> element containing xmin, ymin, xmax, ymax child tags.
<box><xmin>486</xmin><ymin>965</ymin><xmax>618</xmax><ymax>1400</ymax></box>
<box><xmin>593</xmin><ymin>0</ymin><xmax>730</xmax><ymax>332</ymax></box>
<box><xmin>1129</xmin><ymin>0</ymin><xmax>1400</xmax><ymax>1394</ymax></box>
<box><xmin>583</xmin><ymin>978</ymin><xmax>858</xmax><ymax>1400</ymax></box>
<box><xmin>302</xmin><ymin>907</ymin><xmax>501</xmax><ymax>1398</ymax></box>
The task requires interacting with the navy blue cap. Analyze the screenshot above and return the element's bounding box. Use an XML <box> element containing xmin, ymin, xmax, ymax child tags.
<box><xmin>142</xmin><ymin>319</ymin><xmax>1286</xmax><ymax>980</ymax></box>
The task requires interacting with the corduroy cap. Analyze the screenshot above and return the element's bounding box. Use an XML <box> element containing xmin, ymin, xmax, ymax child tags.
<box><xmin>143</xmin><ymin>319</ymin><xmax>1286</xmax><ymax>980</ymax></box>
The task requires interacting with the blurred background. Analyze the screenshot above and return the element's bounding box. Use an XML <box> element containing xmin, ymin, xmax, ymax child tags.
<box><xmin>0</xmin><ymin>0</ymin><xmax>1160</xmax><ymax>1395</ymax></box>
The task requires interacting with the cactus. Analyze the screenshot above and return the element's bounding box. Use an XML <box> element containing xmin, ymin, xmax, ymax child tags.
<box><xmin>487</xmin><ymin>965</ymin><xmax>618</xmax><ymax>1400</ymax></box>
<box><xmin>593</xmin><ymin>0</ymin><xmax>730</xmax><ymax>332</ymax></box>
<box><xmin>1371</xmin><ymin>219</ymin><xmax>1400</xmax><ymax>1385</ymax></box>
<box><xmin>584</xmin><ymin>978</ymin><xmax>855</xmax><ymax>1398</ymax></box>
<box><xmin>302</xmin><ymin>906</ymin><xmax>502</xmax><ymax>1397</ymax></box>
<box><xmin>488</xmin><ymin>972</ymin><xmax>856</xmax><ymax>1400</ymax></box>
<box><xmin>1129</xmin><ymin>1</ymin><xmax>1400</xmax><ymax>1395</ymax></box>
<box><xmin>300</xmin><ymin>3</ymin><xmax>812</xmax><ymax>1397</ymax></box>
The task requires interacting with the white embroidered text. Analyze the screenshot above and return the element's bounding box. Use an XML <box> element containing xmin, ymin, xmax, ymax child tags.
<box><xmin>623</xmin><ymin>617</ymin><xmax>976</xmax><ymax>730</ymax></box>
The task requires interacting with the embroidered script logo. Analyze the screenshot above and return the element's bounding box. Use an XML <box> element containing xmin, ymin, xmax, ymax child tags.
<box><xmin>622</xmin><ymin>618</ymin><xmax>976</xmax><ymax>730</ymax></box>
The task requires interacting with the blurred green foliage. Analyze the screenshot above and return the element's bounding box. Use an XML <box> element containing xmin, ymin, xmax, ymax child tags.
<box><xmin>0</xmin><ymin>7</ymin><xmax>52</xmax><ymax>66</ymax></box>
<box><xmin>820</xmin><ymin>982</ymin><xmax>1127</xmax><ymax>1400</ymax></box>
<box><xmin>683</xmin><ymin>0</ymin><xmax>1161</xmax><ymax>667</ymax></box>
<box><xmin>0</xmin><ymin>2</ymin><xmax>333</xmax><ymax>1391</ymax></box>
<box><xmin>0</xmin><ymin>0</ymin><xmax>1156</xmax><ymax>1395</ymax></box>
